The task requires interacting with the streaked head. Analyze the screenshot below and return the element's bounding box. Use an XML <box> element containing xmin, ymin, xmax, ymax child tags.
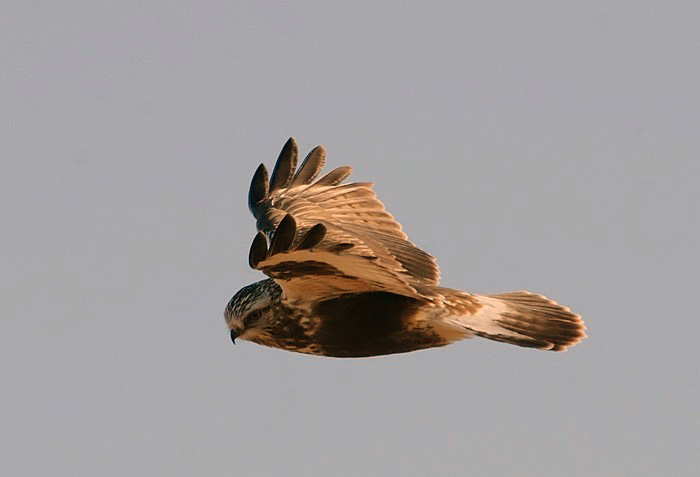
<box><xmin>225</xmin><ymin>279</ymin><xmax>282</xmax><ymax>344</ymax></box>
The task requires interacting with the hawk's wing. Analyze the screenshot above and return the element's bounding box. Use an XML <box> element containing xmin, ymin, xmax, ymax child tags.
<box><xmin>246</xmin><ymin>138</ymin><xmax>441</xmax><ymax>304</ymax></box>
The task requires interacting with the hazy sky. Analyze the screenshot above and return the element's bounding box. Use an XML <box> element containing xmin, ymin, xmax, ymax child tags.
<box><xmin>2</xmin><ymin>2</ymin><xmax>699</xmax><ymax>475</ymax></box>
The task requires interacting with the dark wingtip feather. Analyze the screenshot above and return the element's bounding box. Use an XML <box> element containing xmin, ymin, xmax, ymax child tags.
<box><xmin>291</xmin><ymin>145</ymin><xmax>326</xmax><ymax>186</ymax></box>
<box><xmin>248</xmin><ymin>164</ymin><xmax>269</xmax><ymax>212</ymax></box>
<box><xmin>294</xmin><ymin>223</ymin><xmax>327</xmax><ymax>251</ymax></box>
<box><xmin>269</xmin><ymin>137</ymin><xmax>298</xmax><ymax>193</ymax></box>
<box><xmin>249</xmin><ymin>232</ymin><xmax>268</xmax><ymax>269</ymax></box>
<box><xmin>269</xmin><ymin>214</ymin><xmax>297</xmax><ymax>256</ymax></box>
<box><xmin>315</xmin><ymin>165</ymin><xmax>352</xmax><ymax>186</ymax></box>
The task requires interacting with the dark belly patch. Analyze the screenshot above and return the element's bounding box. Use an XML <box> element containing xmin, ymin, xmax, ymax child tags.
<box><xmin>312</xmin><ymin>292</ymin><xmax>445</xmax><ymax>357</ymax></box>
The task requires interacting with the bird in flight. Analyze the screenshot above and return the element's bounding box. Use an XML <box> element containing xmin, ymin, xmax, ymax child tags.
<box><xmin>225</xmin><ymin>138</ymin><xmax>586</xmax><ymax>357</ymax></box>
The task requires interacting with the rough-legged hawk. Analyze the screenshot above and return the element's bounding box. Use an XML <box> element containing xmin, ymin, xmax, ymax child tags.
<box><xmin>225</xmin><ymin>138</ymin><xmax>586</xmax><ymax>357</ymax></box>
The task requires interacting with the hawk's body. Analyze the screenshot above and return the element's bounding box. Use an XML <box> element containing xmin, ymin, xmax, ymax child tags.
<box><xmin>225</xmin><ymin>139</ymin><xmax>586</xmax><ymax>357</ymax></box>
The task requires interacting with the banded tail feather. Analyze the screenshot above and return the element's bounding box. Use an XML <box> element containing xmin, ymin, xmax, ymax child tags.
<box><xmin>444</xmin><ymin>290</ymin><xmax>586</xmax><ymax>351</ymax></box>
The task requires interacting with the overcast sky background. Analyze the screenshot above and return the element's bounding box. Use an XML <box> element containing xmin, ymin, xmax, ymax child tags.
<box><xmin>2</xmin><ymin>2</ymin><xmax>699</xmax><ymax>475</ymax></box>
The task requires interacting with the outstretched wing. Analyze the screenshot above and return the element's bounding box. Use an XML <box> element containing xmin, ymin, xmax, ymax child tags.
<box><xmin>246</xmin><ymin>137</ymin><xmax>441</xmax><ymax>304</ymax></box>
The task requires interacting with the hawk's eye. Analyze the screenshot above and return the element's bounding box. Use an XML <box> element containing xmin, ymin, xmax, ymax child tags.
<box><xmin>245</xmin><ymin>310</ymin><xmax>263</xmax><ymax>324</ymax></box>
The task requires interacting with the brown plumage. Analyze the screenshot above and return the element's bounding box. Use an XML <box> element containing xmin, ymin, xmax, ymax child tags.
<box><xmin>225</xmin><ymin>138</ymin><xmax>586</xmax><ymax>357</ymax></box>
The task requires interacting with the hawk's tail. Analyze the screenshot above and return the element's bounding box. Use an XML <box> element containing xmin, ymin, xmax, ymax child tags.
<box><xmin>445</xmin><ymin>290</ymin><xmax>587</xmax><ymax>351</ymax></box>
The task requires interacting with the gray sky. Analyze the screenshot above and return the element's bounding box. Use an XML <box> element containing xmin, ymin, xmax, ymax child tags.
<box><xmin>2</xmin><ymin>1</ymin><xmax>699</xmax><ymax>475</ymax></box>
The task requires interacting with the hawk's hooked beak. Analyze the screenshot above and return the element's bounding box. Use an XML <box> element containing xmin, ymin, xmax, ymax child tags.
<box><xmin>230</xmin><ymin>329</ymin><xmax>238</xmax><ymax>345</ymax></box>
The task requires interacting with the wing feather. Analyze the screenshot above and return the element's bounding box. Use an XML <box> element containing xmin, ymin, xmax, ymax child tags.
<box><xmin>268</xmin><ymin>213</ymin><xmax>296</xmax><ymax>256</ymax></box>
<box><xmin>293</xmin><ymin>223</ymin><xmax>327</xmax><ymax>251</ymax></box>
<box><xmin>247</xmin><ymin>138</ymin><xmax>441</xmax><ymax>302</ymax></box>
<box><xmin>248</xmin><ymin>164</ymin><xmax>269</xmax><ymax>212</ymax></box>
<box><xmin>248</xmin><ymin>231</ymin><xmax>268</xmax><ymax>269</ymax></box>
<box><xmin>291</xmin><ymin>146</ymin><xmax>326</xmax><ymax>186</ymax></box>
<box><xmin>269</xmin><ymin>137</ymin><xmax>297</xmax><ymax>192</ymax></box>
<box><xmin>314</xmin><ymin>166</ymin><xmax>353</xmax><ymax>186</ymax></box>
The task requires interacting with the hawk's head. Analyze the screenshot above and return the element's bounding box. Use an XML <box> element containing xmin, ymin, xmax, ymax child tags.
<box><xmin>225</xmin><ymin>278</ymin><xmax>282</xmax><ymax>345</ymax></box>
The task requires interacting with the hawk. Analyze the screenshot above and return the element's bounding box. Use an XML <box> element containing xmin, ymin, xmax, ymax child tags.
<box><xmin>225</xmin><ymin>138</ymin><xmax>586</xmax><ymax>357</ymax></box>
